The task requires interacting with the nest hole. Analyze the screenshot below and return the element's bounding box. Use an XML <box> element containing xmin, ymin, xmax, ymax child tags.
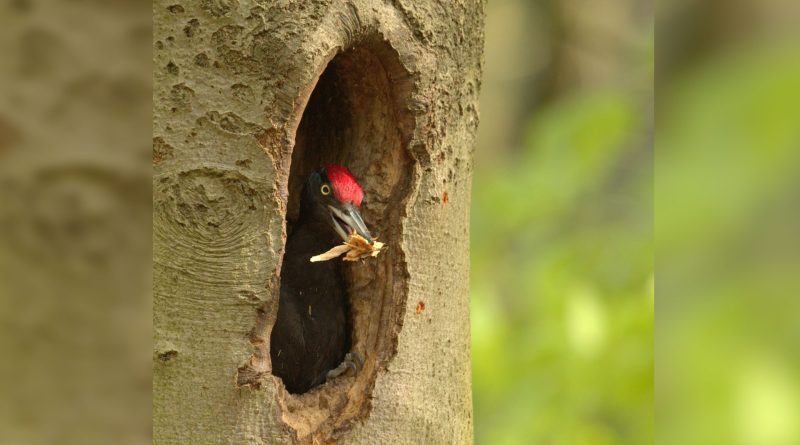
<box><xmin>269</xmin><ymin>36</ymin><xmax>415</xmax><ymax>441</ymax></box>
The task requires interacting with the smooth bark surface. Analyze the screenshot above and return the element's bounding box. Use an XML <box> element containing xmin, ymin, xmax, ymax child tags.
<box><xmin>153</xmin><ymin>1</ymin><xmax>483</xmax><ymax>443</ymax></box>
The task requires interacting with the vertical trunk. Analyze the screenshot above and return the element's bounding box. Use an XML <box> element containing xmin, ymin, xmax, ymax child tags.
<box><xmin>153</xmin><ymin>1</ymin><xmax>483</xmax><ymax>443</ymax></box>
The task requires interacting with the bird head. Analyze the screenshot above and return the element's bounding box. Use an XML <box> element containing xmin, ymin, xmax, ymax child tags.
<box><xmin>300</xmin><ymin>164</ymin><xmax>373</xmax><ymax>244</ymax></box>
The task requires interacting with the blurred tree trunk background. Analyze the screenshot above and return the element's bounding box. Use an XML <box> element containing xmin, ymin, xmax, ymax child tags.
<box><xmin>478</xmin><ymin>0</ymin><xmax>652</xmax><ymax>163</ymax></box>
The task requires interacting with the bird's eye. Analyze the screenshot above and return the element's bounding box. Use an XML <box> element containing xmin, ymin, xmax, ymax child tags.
<box><xmin>320</xmin><ymin>184</ymin><xmax>331</xmax><ymax>196</ymax></box>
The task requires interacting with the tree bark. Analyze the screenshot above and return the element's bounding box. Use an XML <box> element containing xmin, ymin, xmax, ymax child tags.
<box><xmin>153</xmin><ymin>1</ymin><xmax>484</xmax><ymax>443</ymax></box>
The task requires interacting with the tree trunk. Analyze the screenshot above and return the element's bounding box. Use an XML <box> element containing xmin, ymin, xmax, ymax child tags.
<box><xmin>153</xmin><ymin>1</ymin><xmax>484</xmax><ymax>443</ymax></box>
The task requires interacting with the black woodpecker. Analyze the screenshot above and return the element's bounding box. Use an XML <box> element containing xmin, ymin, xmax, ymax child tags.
<box><xmin>270</xmin><ymin>164</ymin><xmax>372</xmax><ymax>394</ymax></box>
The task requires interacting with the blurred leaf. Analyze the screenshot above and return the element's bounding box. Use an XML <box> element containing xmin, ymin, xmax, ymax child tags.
<box><xmin>471</xmin><ymin>89</ymin><xmax>652</xmax><ymax>444</ymax></box>
<box><xmin>657</xmin><ymin>40</ymin><xmax>800</xmax><ymax>445</ymax></box>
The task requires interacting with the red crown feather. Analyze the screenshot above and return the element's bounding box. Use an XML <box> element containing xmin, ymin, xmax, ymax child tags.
<box><xmin>325</xmin><ymin>164</ymin><xmax>364</xmax><ymax>207</ymax></box>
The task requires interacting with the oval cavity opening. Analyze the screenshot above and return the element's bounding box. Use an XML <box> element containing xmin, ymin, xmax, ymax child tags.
<box><xmin>271</xmin><ymin>36</ymin><xmax>415</xmax><ymax>441</ymax></box>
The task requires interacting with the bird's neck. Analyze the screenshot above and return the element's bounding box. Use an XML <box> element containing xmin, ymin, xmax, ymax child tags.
<box><xmin>289</xmin><ymin>215</ymin><xmax>340</xmax><ymax>252</ymax></box>
<box><xmin>281</xmin><ymin>219</ymin><xmax>343</xmax><ymax>304</ymax></box>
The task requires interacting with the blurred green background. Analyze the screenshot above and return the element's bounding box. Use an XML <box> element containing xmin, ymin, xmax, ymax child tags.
<box><xmin>2</xmin><ymin>0</ymin><xmax>800</xmax><ymax>443</ymax></box>
<box><xmin>470</xmin><ymin>1</ymin><xmax>800</xmax><ymax>444</ymax></box>
<box><xmin>657</xmin><ymin>1</ymin><xmax>800</xmax><ymax>445</ymax></box>
<box><xmin>471</xmin><ymin>2</ymin><xmax>653</xmax><ymax>443</ymax></box>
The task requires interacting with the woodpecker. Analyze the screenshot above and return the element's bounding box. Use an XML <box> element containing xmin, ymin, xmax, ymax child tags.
<box><xmin>270</xmin><ymin>165</ymin><xmax>372</xmax><ymax>394</ymax></box>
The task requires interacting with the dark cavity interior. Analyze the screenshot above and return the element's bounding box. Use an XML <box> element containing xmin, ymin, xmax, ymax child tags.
<box><xmin>268</xmin><ymin>36</ymin><xmax>415</xmax><ymax>435</ymax></box>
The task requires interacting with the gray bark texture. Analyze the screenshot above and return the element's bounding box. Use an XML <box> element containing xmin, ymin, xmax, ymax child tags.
<box><xmin>153</xmin><ymin>1</ymin><xmax>484</xmax><ymax>444</ymax></box>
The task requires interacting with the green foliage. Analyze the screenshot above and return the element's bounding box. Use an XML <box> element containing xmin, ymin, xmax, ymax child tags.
<box><xmin>657</xmin><ymin>41</ymin><xmax>800</xmax><ymax>445</ymax></box>
<box><xmin>471</xmin><ymin>90</ymin><xmax>654</xmax><ymax>444</ymax></box>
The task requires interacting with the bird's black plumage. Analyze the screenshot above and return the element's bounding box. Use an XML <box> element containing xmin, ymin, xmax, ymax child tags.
<box><xmin>270</xmin><ymin>170</ymin><xmax>354</xmax><ymax>394</ymax></box>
